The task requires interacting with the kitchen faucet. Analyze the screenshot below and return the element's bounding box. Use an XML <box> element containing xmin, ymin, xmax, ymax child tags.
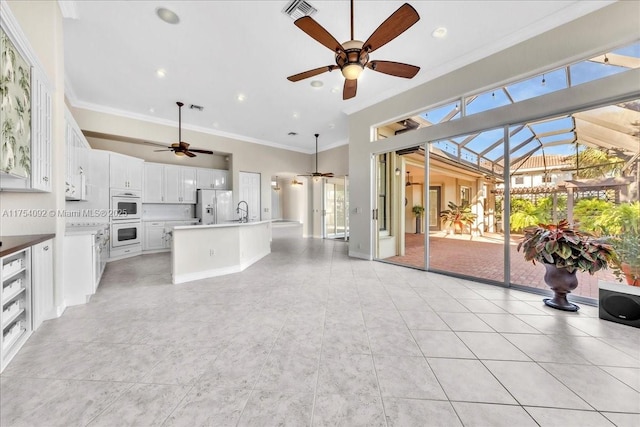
<box><xmin>236</xmin><ymin>200</ymin><xmax>249</xmax><ymax>223</ymax></box>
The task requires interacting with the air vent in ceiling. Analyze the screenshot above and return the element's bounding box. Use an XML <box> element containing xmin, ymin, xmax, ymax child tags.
<box><xmin>282</xmin><ymin>0</ymin><xmax>317</xmax><ymax>20</ymax></box>
<box><xmin>189</xmin><ymin>104</ymin><xmax>204</xmax><ymax>111</ymax></box>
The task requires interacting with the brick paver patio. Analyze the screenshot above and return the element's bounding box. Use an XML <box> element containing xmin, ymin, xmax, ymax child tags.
<box><xmin>386</xmin><ymin>232</ymin><xmax>618</xmax><ymax>299</ymax></box>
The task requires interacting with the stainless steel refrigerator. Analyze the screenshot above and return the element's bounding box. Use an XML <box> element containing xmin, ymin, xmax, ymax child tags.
<box><xmin>196</xmin><ymin>189</ymin><xmax>234</xmax><ymax>225</ymax></box>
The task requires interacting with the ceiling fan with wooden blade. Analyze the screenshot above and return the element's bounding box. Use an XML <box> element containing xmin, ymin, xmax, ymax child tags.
<box><xmin>154</xmin><ymin>102</ymin><xmax>214</xmax><ymax>157</ymax></box>
<box><xmin>298</xmin><ymin>133</ymin><xmax>334</xmax><ymax>179</ymax></box>
<box><xmin>287</xmin><ymin>0</ymin><xmax>420</xmax><ymax>100</ymax></box>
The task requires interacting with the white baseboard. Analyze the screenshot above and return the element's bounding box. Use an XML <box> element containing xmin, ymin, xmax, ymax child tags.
<box><xmin>349</xmin><ymin>251</ymin><xmax>372</xmax><ymax>260</ymax></box>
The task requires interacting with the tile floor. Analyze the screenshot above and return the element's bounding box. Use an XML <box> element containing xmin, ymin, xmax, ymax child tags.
<box><xmin>1</xmin><ymin>225</ymin><xmax>639</xmax><ymax>426</ymax></box>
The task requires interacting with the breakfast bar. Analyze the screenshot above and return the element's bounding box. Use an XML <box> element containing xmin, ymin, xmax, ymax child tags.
<box><xmin>171</xmin><ymin>220</ymin><xmax>271</xmax><ymax>284</ymax></box>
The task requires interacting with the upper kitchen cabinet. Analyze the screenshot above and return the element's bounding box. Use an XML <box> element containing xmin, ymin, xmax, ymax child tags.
<box><xmin>196</xmin><ymin>168</ymin><xmax>229</xmax><ymax>190</ymax></box>
<box><xmin>164</xmin><ymin>164</ymin><xmax>196</xmax><ymax>203</ymax></box>
<box><xmin>110</xmin><ymin>153</ymin><xmax>143</xmax><ymax>190</ymax></box>
<box><xmin>65</xmin><ymin>107</ymin><xmax>90</xmax><ymax>200</ymax></box>
<box><xmin>143</xmin><ymin>162</ymin><xmax>165</xmax><ymax>203</ymax></box>
<box><xmin>0</xmin><ymin>9</ymin><xmax>52</xmax><ymax>192</ymax></box>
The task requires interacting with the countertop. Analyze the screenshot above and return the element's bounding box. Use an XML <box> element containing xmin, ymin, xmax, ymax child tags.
<box><xmin>65</xmin><ymin>224</ymin><xmax>109</xmax><ymax>236</ymax></box>
<box><xmin>143</xmin><ymin>219</ymin><xmax>200</xmax><ymax>224</ymax></box>
<box><xmin>173</xmin><ymin>220</ymin><xmax>271</xmax><ymax>230</ymax></box>
<box><xmin>0</xmin><ymin>234</ymin><xmax>56</xmax><ymax>258</ymax></box>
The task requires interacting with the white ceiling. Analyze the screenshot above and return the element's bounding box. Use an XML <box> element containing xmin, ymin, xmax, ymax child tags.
<box><xmin>62</xmin><ymin>0</ymin><xmax>613</xmax><ymax>154</ymax></box>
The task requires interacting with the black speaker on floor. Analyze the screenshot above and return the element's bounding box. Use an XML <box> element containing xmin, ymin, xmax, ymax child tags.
<box><xmin>599</xmin><ymin>281</ymin><xmax>640</xmax><ymax>328</ymax></box>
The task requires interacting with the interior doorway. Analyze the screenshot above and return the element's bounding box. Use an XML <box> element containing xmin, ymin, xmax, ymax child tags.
<box><xmin>323</xmin><ymin>177</ymin><xmax>349</xmax><ymax>240</ymax></box>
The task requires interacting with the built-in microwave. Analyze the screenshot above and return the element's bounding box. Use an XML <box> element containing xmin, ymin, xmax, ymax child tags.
<box><xmin>110</xmin><ymin>189</ymin><xmax>141</xmax><ymax>220</ymax></box>
<box><xmin>111</xmin><ymin>220</ymin><xmax>142</xmax><ymax>248</ymax></box>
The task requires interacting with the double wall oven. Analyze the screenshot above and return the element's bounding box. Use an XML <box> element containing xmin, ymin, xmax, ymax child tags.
<box><xmin>110</xmin><ymin>189</ymin><xmax>142</xmax><ymax>257</ymax></box>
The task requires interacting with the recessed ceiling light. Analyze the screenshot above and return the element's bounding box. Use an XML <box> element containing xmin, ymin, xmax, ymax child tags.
<box><xmin>237</xmin><ymin>93</ymin><xmax>246</xmax><ymax>102</ymax></box>
<box><xmin>156</xmin><ymin>68</ymin><xmax>166</xmax><ymax>78</ymax></box>
<box><xmin>212</xmin><ymin>122</ymin><xmax>219</xmax><ymax>128</ymax></box>
<box><xmin>328</xmin><ymin>123</ymin><xmax>335</xmax><ymax>129</ymax></box>
<box><xmin>156</xmin><ymin>7</ymin><xmax>180</xmax><ymax>24</ymax></box>
<box><xmin>292</xmin><ymin>112</ymin><xmax>299</xmax><ymax>119</ymax></box>
<box><xmin>432</xmin><ymin>27</ymin><xmax>447</xmax><ymax>38</ymax></box>
<box><xmin>331</xmin><ymin>87</ymin><xmax>340</xmax><ymax>94</ymax></box>
<box><xmin>310</xmin><ymin>80</ymin><xmax>323</xmax><ymax>88</ymax></box>
<box><xmin>149</xmin><ymin>108</ymin><xmax>155</xmax><ymax>113</ymax></box>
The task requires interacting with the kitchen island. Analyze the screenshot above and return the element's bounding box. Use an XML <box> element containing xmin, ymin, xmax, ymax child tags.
<box><xmin>171</xmin><ymin>220</ymin><xmax>271</xmax><ymax>284</ymax></box>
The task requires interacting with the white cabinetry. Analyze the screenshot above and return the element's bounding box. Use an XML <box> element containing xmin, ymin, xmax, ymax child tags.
<box><xmin>143</xmin><ymin>163</ymin><xmax>165</xmax><ymax>203</ymax></box>
<box><xmin>31</xmin><ymin>239</ymin><xmax>54</xmax><ymax>331</ymax></box>
<box><xmin>196</xmin><ymin>168</ymin><xmax>229</xmax><ymax>190</ymax></box>
<box><xmin>30</xmin><ymin>69</ymin><xmax>52</xmax><ymax>192</ymax></box>
<box><xmin>239</xmin><ymin>171</ymin><xmax>261</xmax><ymax>221</ymax></box>
<box><xmin>143</xmin><ymin>222</ymin><xmax>168</xmax><ymax>251</ymax></box>
<box><xmin>110</xmin><ymin>153</ymin><xmax>143</xmax><ymax>190</ymax></box>
<box><xmin>65</xmin><ymin>108</ymin><xmax>90</xmax><ymax>200</ymax></box>
<box><xmin>63</xmin><ymin>234</ymin><xmax>96</xmax><ymax>306</ymax></box>
<box><xmin>164</xmin><ymin>165</ymin><xmax>196</xmax><ymax>203</ymax></box>
<box><xmin>1</xmin><ymin>248</ymin><xmax>31</xmax><ymax>372</ymax></box>
<box><xmin>144</xmin><ymin>162</ymin><xmax>197</xmax><ymax>204</ymax></box>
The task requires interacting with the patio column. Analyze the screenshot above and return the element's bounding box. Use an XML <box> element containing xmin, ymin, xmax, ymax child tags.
<box><xmin>566</xmin><ymin>187</ymin><xmax>574</xmax><ymax>225</ymax></box>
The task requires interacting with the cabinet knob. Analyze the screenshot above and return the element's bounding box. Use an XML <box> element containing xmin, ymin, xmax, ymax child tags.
<box><xmin>43</xmin><ymin>177</ymin><xmax>49</xmax><ymax>182</ymax></box>
<box><xmin>43</xmin><ymin>246</ymin><xmax>49</xmax><ymax>251</ymax></box>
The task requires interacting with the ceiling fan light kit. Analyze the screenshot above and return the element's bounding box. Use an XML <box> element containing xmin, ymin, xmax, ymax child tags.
<box><xmin>298</xmin><ymin>133</ymin><xmax>334</xmax><ymax>179</ymax></box>
<box><xmin>287</xmin><ymin>0</ymin><xmax>421</xmax><ymax>100</ymax></box>
<box><xmin>153</xmin><ymin>102</ymin><xmax>215</xmax><ymax>158</ymax></box>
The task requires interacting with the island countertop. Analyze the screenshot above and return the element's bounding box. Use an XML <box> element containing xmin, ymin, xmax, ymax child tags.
<box><xmin>171</xmin><ymin>220</ymin><xmax>271</xmax><ymax>284</ymax></box>
<box><xmin>172</xmin><ymin>219</ymin><xmax>272</xmax><ymax>230</ymax></box>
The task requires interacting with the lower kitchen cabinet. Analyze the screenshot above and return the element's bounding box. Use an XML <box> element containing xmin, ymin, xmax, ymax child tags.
<box><xmin>143</xmin><ymin>222</ymin><xmax>169</xmax><ymax>251</ymax></box>
<box><xmin>31</xmin><ymin>239</ymin><xmax>54</xmax><ymax>331</ymax></box>
<box><xmin>143</xmin><ymin>220</ymin><xmax>200</xmax><ymax>252</ymax></box>
<box><xmin>63</xmin><ymin>234</ymin><xmax>97</xmax><ymax>306</ymax></box>
<box><xmin>1</xmin><ymin>247</ymin><xmax>32</xmax><ymax>372</ymax></box>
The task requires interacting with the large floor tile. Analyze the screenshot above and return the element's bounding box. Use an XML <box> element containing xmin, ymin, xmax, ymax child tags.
<box><xmin>550</xmin><ymin>336</ymin><xmax>640</xmax><ymax>368</ymax></box>
<box><xmin>384</xmin><ymin>398</ymin><xmax>461</xmax><ymax>426</ymax></box>
<box><xmin>253</xmin><ymin>349</ymin><xmax>319</xmax><ymax>393</ymax></box>
<box><xmin>476</xmin><ymin>313</ymin><xmax>541</xmax><ymax>333</ymax></box>
<box><xmin>316</xmin><ymin>353</ymin><xmax>379</xmax><ymax>396</ymax></box>
<box><xmin>540</xmin><ymin>363</ymin><xmax>640</xmax><ymax>413</ymax></box>
<box><xmin>413</xmin><ymin>330</ymin><xmax>476</xmax><ymax>359</ymax></box>
<box><xmin>366</xmin><ymin>326</ymin><xmax>422</xmax><ymax>356</ymax></box>
<box><xmin>438</xmin><ymin>312</ymin><xmax>494</xmax><ymax>332</ymax></box>
<box><xmin>312</xmin><ymin>394</ymin><xmax>385</xmax><ymax>427</ymax></box>
<box><xmin>599</xmin><ymin>366</ymin><xmax>640</xmax><ymax>392</ymax></box>
<box><xmin>400</xmin><ymin>310</ymin><xmax>450</xmax><ymax>331</ymax></box>
<box><xmin>483</xmin><ymin>360</ymin><xmax>591</xmax><ymax>410</ymax></box>
<box><xmin>0</xmin><ymin>377</ymin><xmax>132</xmax><ymax>427</ymax></box>
<box><xmin>502</xmin><ymin>333</ymin><xmax>590</xmax><ymax>364</ymax></box>
<box><xmin>237</xmin><ymin>391</ymin><xmax>313</xmax><ymax>427</ymax></box>
<box><xmin>601</xmin><ymin>412</ymin><xmax>640</xmax><ymax>427</ymax></box>
<box><xmin>456</xmin><ymin>332</ymin><xmax>530</xmax><ymax>361</ymax></box>
<box><xmin>87</xmin><ymin>383</ymin><xmax>190</xmax><ymax>426</ymax></box>
<box><xmin>374</xmin><ymin>355</ymin><xmax>446</xmax><ymax>400</ymax></box>
<box><xmin>163</xmin><ymin>384</ymin><xmax>250</xmax><ymax>426</ymax></box>
<box><xmin>525</xmin><ymin>407</ymin><xmax>616</xmax><ymax>427</ymax></box>
<box><xmin>452</xmin><ymin>402</ymin><xmax>538</xmax><ymax>427</ymax></box>
<box><xmin>428</xmin><ymin>358</ymin><xmax>516</xmax><ymax>404</ymax></box>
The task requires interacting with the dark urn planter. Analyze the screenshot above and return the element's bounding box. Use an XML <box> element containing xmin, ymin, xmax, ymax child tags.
<box><xmin>543</xmin><ymin>264</ymin><xmax>580</xmax><ymax>311</ymax></box>
<box><xmin>415</xmin><ymin>216</ymin><xmax>422</xmax><ymax>234</ymax></box>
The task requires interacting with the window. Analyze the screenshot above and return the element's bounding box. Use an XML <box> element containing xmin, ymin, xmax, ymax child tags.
<box><xmin>460</xmin><ymin>186</ymin><xmax>471</xmax><ymax>205</ymax></box>
<box><xmin>515</xmin><ymin>177</ymin><xmax>524</xmax><ymax>185</ymax></box>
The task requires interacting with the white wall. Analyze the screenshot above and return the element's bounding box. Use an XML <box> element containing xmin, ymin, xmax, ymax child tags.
<box><xmin>348</xmin><ymin>1</ymin><xmax>640</xmax><ymax>259</ymax></box>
